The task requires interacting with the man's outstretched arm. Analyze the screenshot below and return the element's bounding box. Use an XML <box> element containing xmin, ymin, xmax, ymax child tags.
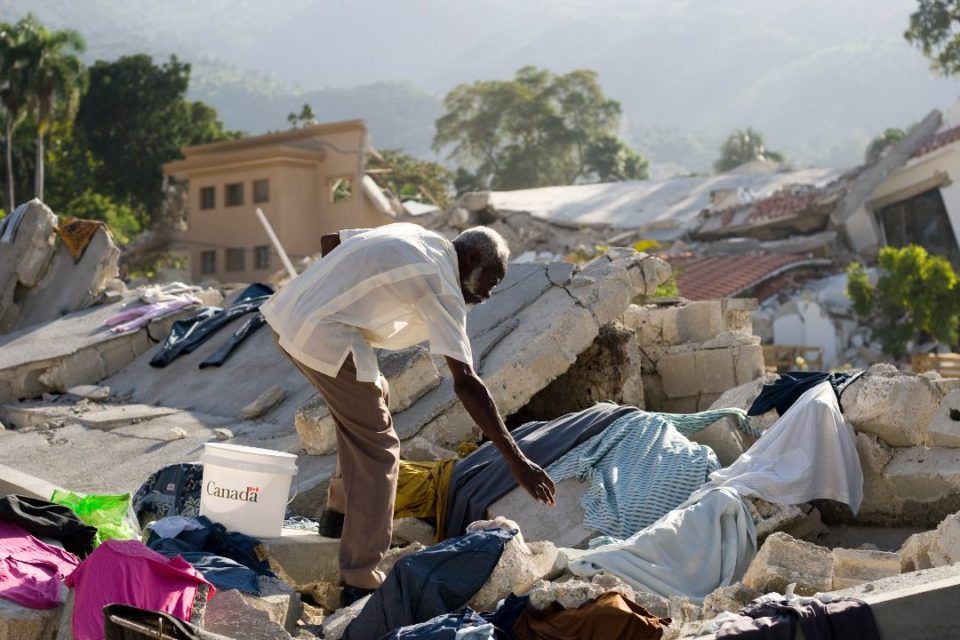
<box><xmin>445</xmin><ymin>356</ymin><xmax>556</xmax><ymax>506</ymax></box>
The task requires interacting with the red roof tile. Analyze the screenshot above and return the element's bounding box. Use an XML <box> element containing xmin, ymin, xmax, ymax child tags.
<box><xmin>663</xmin><ymin>253</ymin><xmax>830</xmax><ymax>301</ymax></box>
<box><xmin>913</xmin><ymin>124</ymin><xmax>960</xmax><ymax>158</ymax></box>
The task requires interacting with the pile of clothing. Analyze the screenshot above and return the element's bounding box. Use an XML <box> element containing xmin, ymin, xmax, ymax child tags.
<box><xmin>341</xmin><ymin>522</ymin><xmax>672</xmax><ymax>640</ymax></box>
<box><xmin>0</xmin><ymin>488</ymin><xmax>280</xmax><ymax>640</ymax></box>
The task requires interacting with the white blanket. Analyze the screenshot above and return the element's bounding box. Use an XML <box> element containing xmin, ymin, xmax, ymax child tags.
<box><xmin>565</xmin><ymin>487</ymin><xmax>756</xmax><ymax>602</ymax></box>
<box><xmin>687</xmin><ymin>381</ymin><xmax>863</xmax><ymax>513</ymax></box>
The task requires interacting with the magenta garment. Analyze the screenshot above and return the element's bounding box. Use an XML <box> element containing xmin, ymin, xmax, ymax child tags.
<box><xmin>0</xmin><ymin>521</ymin><xmax>79</xmax><ymax>609</ymax></box>
<box><xmin>66</xmin><ymin>540</ymin><xmax>214</xmax><ymax>640</ymax></box>
<box><xmin>105</xmin><ymin>298</ymin><xmax>198</xmax><ymax>334</ymax></box>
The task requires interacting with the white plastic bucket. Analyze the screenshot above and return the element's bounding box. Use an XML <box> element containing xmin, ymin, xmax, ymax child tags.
<box><xmin>200</xmin><ymin>442</ymin><xmax>298</xmax><ymax>539</ymax></box>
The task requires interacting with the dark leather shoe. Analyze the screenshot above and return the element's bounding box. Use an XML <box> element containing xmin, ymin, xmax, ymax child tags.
<box><xmin>340</xmin><ymin>584</ymin><xmax>375</xmax><ymax>608</ymax></box>
<box><xmin>317</xmin><ymin>509</ymin><xmax>344</xmax><ymax>538</ymax></box>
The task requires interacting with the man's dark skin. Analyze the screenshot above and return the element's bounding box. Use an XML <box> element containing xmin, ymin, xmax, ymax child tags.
<box><xmin>320</xmin><ymin>232</ymin><xmax>557</xmax><ymax>506</ymax></box>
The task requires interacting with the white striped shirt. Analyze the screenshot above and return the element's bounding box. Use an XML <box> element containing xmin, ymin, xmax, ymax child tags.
<box><xmin>261</xmin><ymin>223</ymin><xmax>473</xmax><ymax>383</ymax></box>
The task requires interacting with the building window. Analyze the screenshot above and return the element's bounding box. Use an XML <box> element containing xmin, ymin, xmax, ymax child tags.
<box><xmin>876</xmin><ymin>188</ymin><xmax>960</xmax><ymax>267</ymax></box>
<box><xmin>329</xmin><ymin>177</ymin><xmax>353</xmax><ymax>204</ymax></box>
<box><xmin>225</xmin><ymin>182</ymin><xmax>244</xmax><ymax>207</ymax></box>
<box><xmin>200</xmin><ymin>186</ymin><xmax>215</xmax><ymax>210</ymax></box>
<box><xmin>226</xmin><ymin>248</ymin><xmax>246</xmax><ymax>272</ymax></box>
<box><xmin>200</xmin><ymin>250</ymin><xmax>216</xmax><ymax>275</ymax></box>
<box><xmin>255</xmin><ymin>245</ymin><xmax>270</xmax><ymax>270</ymax></box>
<box><xmin>253</xmin><ymin>179</ymin><xmax>270</xmax><ymax>204</ymax></box>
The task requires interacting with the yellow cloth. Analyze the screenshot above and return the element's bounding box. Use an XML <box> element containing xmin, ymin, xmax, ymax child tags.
<box><xmin>394</xmin><ymin>459</ymin><xmax>455</xmax><ymax>542</ymax></box>
<box><xmin>55</xmin><ymin>218</ymin><xmax>108</xmax><ymax>260</ymax></box>
<box><xmin>456</xmin><ymin>442</ymin><xmax>480</xmax><ymax>458</ymax></box>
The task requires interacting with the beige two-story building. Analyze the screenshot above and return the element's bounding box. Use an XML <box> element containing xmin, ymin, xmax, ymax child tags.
<box><xmin>164</xmin><ymin>119</ymin><xmax>397</xmax><ymax>283</ymax></box>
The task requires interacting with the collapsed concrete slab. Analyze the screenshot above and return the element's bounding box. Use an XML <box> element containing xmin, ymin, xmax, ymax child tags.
<box><xmin>0</xmin><ymin>298</ymin><xmax>186</xmax><ymax>403</ymax></box>
<box><xmin>0</xmin><ymin>200</ymin><xmax>121</xmax><ymax>335</ymax></box>
<box><xmin>297</xmin><ymin>251</ymin><xmax>670</xmax><ymax>453</ymax></box>
<box><xmin>742</xmin><ymin>532</ymin><xmax>834</xmax><ymax>596</ymax></box>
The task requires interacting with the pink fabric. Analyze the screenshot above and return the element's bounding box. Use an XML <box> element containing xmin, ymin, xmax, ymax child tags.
<box><xmin>105</xmin><ymin>298</ymin><xmax>198</xmax><ymax>334</ymax></box>
<box><xmin>66</xmin><ymin>540</ymin><xmax>214</xmax><ymax>640</ymax></box>
<box><xmin>0</xmin><ymin>521</ymin><xmax>79</xmax><ymax>609</ymax></box>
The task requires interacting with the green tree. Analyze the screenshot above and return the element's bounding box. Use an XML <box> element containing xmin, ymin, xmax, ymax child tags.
<box><xmin>585</xmin><ymin>134</ymin><xmax>649</xmax><ymax>182</ymax></box>
<box><xmin>433</xmin><ymin>66</ymin><xmax>647</xmax><ymax>189</ymax></box>
<box><xmin>714</xmin><ymin>128</ymin><xmax>784</xmax><ymax>173</ymax></box>
<box><xmin>75</xmin><ymin>54</ymin><xmax>239</xmax><ymax>226</ymax></box>
<box><xmin>287</xmin><ymin>103</ymin><xmax>316</xmax><ymax>128</ymax></box>
<box><xmin>61</xmin><ymin>189</ymin><xmax>142</xmax><ymax>245</ymax></box>
<box><xmin>905</xmin><ymin>0</ymin><xmax>960</xmax><ymax>74</ymax></box>
<box><xmin>369</xmin><ymin>148</ymin><xmax>453</xmax><ymax>208</ymax></box>
<box><xmin>16</xmin><ymin>14</ymin><xmax>86</xmax><ymax>202</ymax></box>
<box><xmin>0</xmin><ymin>19</ymin><xmax>31</xmax><ymax>212</ymax></box>
<box><xmin>865</xmin><ymin>128</ymin><xmax>906</xmax><ymax>164</ymax></box>
<box><xmin>847</xmin><ymin>245</ymin><xmax>960</xmax><ymax>359</ymax></box>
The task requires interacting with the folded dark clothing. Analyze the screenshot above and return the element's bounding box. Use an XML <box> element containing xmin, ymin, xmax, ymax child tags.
<box><xmin>717</xmin><ymin>597</ymin><xmax>880</xmax><ymax>640</ymax></box>
<box><xmin>747</xmin><ymin>370</ymin><xmax>865</xmax><ymax>417</ymax></box>
<box><xmin>145</xmin><ymin>515</ymin><xmax>274</xmax><ymax>579</ymax></box>
<box><xmin>150</xmin><ymin>283</ymin><xmax>273</xmax><ymax>368</ymax></box>
<box><xmin>199</xmin><ymin>313</ymin><xmax>267</xmax><ymax>368</ymax></box>
<box><xmin>444</xmin><ymin>402</ymin><xmax>638</xmax><ymax>539</ymax></box>
<box><xmin>149</xmin><ymin>539</ymin><xmax>260</xmax><ymax>595</ymax></box>
<box><xmin>0</xmin><ymin>494</ymin><xmax>98</xmax><ymax>558</ymax></box>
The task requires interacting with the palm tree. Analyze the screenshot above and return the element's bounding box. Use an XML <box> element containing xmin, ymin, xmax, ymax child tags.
<box><xmin>18</xmin><ymin>14</ymin><xmax>86</xmax><ymax>201</ymax></box>
<box><xmin>0</xmin><ymin>20</ymin><xmax>30</xmax><ymax>213</ymax></box>
<box><xmin>714</xmin><ymin>127</ymin><xmax>784</xmax><ymax>173</ymax></box>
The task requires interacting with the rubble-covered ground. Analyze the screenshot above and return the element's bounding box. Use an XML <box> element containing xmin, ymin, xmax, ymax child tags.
<box><xmin>3</xmin><ymin>199</ymin><xmax>960</xmax><ymax>639</ymax></box>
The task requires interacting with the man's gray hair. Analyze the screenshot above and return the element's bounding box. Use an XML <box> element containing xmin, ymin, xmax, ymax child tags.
<box><xmin>453</xmin><ymin>226</ymin><xmax>510</xmax><ymax>267</ymax></box>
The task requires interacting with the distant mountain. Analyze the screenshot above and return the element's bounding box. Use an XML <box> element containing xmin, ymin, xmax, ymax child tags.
<box><xmin>3</xmin><ymin>0</ymin><xmax>958</xmax><ymax>170</ymax></box>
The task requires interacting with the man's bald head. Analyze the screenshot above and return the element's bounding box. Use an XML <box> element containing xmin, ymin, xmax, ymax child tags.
<box><xmin>453</xmin><ymin>226</ymin><xmax>510</xmax><ymax>305</ymax></box>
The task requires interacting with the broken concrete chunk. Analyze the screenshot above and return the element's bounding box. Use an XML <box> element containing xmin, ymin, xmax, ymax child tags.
<box><xmin>843</xmin><ymin>367</ymin><xmax>941</xmax><ymax>447</ymax></box>
<box><xmin>899</xmin><ymin>529</ymin><xmax>937</xmax><ymax>572</ymax></box>
<box><xmin>320</xmin><ymin>594</ymin><xmax>370</xmax><ymax>640</ymax></box>
<box><xmin>392</xmin><ymin>517</ymin><xmax>436</xmax><ymax>547</ymax></box>
<box><xmin>203</xmin><ymin>589</ymin><xmax>292</xmax><ymax>640</ymax></box>
<box><xmin>262</xmin><ymin>529</ymin><xmax>341</xmax><ymax>589</ymax></box>
<box><xmin>239</xmin><ymin>384</ymin><xmax>287</xmax><ymax>420</ymax></box>
<box><xmin>66</xmin><ymin>384</ymin><xmax>110</xmax><ymax>401</ymax></box>
<box><xmin>486</xmin><ymin>476</ymin><xmax>595</xmax><ymax>548</ymax></box>
<box><xmin>166</xmin><ymin>427</ymin><xmax>188</xmax><ymax>441</ymax></box>
<box><xmin>377</xmin><ymin>346</ymin><xmax>442</xmax><ymax>413</ymax></box>
<box><xmin>398</xmin><ymin>436</ymin><xmax>457</xmax><ymax>462</ymax></box>
<box><xmin>831</xmin><ymin>547</ymin><xmax>901</xmax><ymax>590</ymax></box>
<box><xmin>294</xmin><ymin>397</ymin><xmax>336</xmax><ymax>455</ymax></box>
<box><xmin>926</xmin><ymin>390</ymin><xmax>960</xmax><ymax>448</ymax></box>
<box><xmin>242</xmin><ymin>576</ymin><xmax>304</xmax><ymax>633</ymax></box>
<box><xmin>743</xmin><ymin>532</ymin><xmax>834</xmax><ymax>596</ymax></box>
<box><xmin>214</xmin><ymin>427</ymin><xmax>234</xmax><ymax>441</ymax></box>
<box><xmin>0</xmin><ymin>597</ymin><xmax>61</xmax><ymax>640</ymax></box>
<box><xmin>468</xmin><ymin>536</ymin><xmax>563</xmax><ymax>612</ymax></box>
<box><xmin>701</xmin><ymin>582</ymin><xmax>761</xmax><ymax>619</ymax></box>
<box><xmin>748</xmin><ymin>499</ymin><xmax>808</xmax><ymax>541</ymax></box>
<box><xmin>782</xmin><ymin>507</ymin><xmax>829</xmax><ymax>541</ymax></box>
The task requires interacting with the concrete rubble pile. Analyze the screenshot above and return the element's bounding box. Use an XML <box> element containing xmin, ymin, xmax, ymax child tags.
<box><xmin>0</xmin><ymin>199</ymin><xmax>122</xmax><ymax>336</ymax></box>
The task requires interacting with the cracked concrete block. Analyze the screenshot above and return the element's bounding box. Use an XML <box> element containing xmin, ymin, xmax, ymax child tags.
<box><xmin>262</xmin><ymin>529</ymin><xmax>340</xmax><ymax>589</ymax></box>
<box><xmin>927</xmin><ymin>390</ymin><xmax>960</xmax><ymax>448</ymax></box>
<box><xmin>242</xmin><ymin>576</ymin><xmax>303</xmax><ymax>633</ymax></box>
<box><xmin>883</xmin><ymin>447</ymin><xmax>960</xmax><ymax>516</ymax></box>
<box><xmin>734</xmin><ymin>344</ymin><xmax>765</xmax><ymax>386</ymax></box>
<box><xmin>659</xmin><ymin>351</ymin><xmax>699</xmax><ymax>398</ymax></box>
<box><xmin>378</xmin><ymin>346</ymin><xmax>441</xmax><ymax>413</ymax></box>
<box><xmin>708</xmin><ymin>374</ymin><xmax>779</xmax><ymax>433</ymax></box>
<box><xmin>702</xmin><ymin>582</ymin><xmax>761</xmax><ymax>619</ymax></box>
<box><xmin>783</xmin><ymin>507</ymin><xmax>829</xmax><ymax>541</ymax></box>
<box><xmin>743</xmin><ymin>532</ymin><xmax>834</xmax><ymax>596</ymax></box>
<box><xmin>240</xmin><ymin>384</ymin><xmax>287</xmax><ymax>420</ymax></box>
<box><xmin>677</xmin><ymin>301</ymin><xmax>725</xmax><ymax>344</ymax></box>
<box><xmin>294</xmin><ymin>397</ymin><xmax>337</xmax><ymax>455</ymax></box>
<box><xmin>899</xmin><ymin>530</ymin><xmax>937</xmax><ymax>572</ymax></box>
<box><xmin>469</xmin><ymin>537</ymin><xmax>563</xmax><ymax>612</ymax></box>
<box><xmin>749</xmin><ymin>499</ymin><xmax>808</xmax><ymax>541</ymax></box>
<box><xmin>856</xmin><ymin>431</ymin><xmax>899</xmax><ymax>518</ymax></box>
<box><xmin>843</xmin><ymin>367</ymin><xmax>940</xmax><ymax>447</ymax></box>
<box><xmin>0</xmin><ymin>598</ymin><xmax>61</xmax><ymax>640</ymax></box>
<box><xmin>398</xmin><ymin>436</ymin><xmax>456</xmax><ymax>461</ymax></box>
<box><xmin>203</xmin><ymin>589</ymin><xmax>292</xmax><ymax>640</ymax></box>
<box><xmin>927</xmin><ymin>512</ymin><xmax>960</xmax><ymax>567</ymax></box>
<box><xmin>66</xmin><ymin>385</ymin><xmax>110</xmax><ymax>401</ymax></box>
<box><xmin>694</xmin><ymin>348</ymin><xmax>738</xmax><ymax>395</ymax></box>
<box><xmin>831</xmin><ymin>547</ymin><xmax>901</xmax><ymax>590</ymax></box>
<box><xmin>320</xmin><ymin>594</ymin><xmax>369</xmax><ymax>640</ymax></box>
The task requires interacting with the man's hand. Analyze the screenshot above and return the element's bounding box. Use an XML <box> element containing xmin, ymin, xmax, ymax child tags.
<box><xmin>510</xmin><ymin>458</ymin><xmax>556</xmax><ymax>506</ymax></box>
<box><xmin>446</xmin><ymin>356</ymin><xmax>557</xmax><ymax>507</ymax></box>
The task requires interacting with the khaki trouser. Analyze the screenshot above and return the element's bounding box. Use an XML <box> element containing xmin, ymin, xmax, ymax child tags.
<box><xmin>276</xmin><ymin>337</ymin><xmax>399</xmax><ymax>589</ymax></box>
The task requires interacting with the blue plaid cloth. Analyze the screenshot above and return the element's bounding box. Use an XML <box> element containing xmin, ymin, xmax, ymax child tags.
<box><xmin>547</xmin><ymin>408</ymin><xmax>749</xmax><ymax>539</ymax></box>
